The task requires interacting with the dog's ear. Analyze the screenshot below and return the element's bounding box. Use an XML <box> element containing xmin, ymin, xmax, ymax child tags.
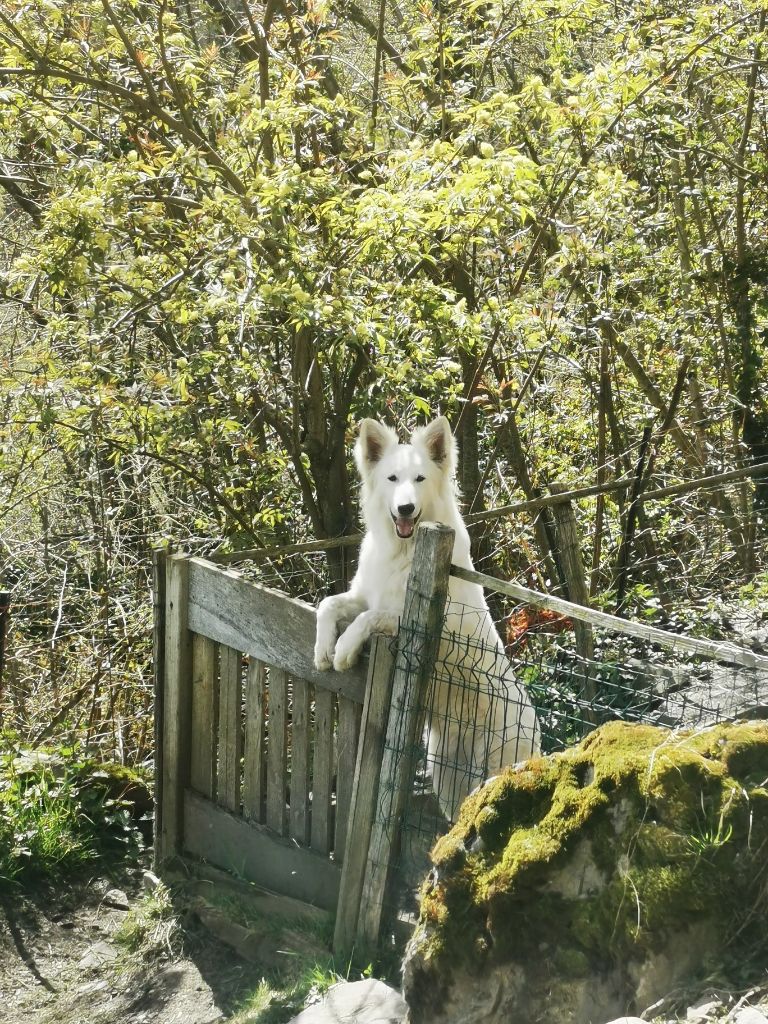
<box><xmin>355</xmin><ymin>419</ymin><xmax>398</xmax><ymax>476</ymax></box>
<box><xmin>412</xmin><ymin>416</ymin><xmax>456</xmax><ymax>472</ymax></box>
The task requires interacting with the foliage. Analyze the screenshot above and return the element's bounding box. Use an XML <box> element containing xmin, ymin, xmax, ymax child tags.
<box><xmin>0</xmin><ymin>0</ymin><xmax>766</xmax><ymax>758</ymax></box>
<box><xmin>115</xmin><ymin>881</ymin><xmax>182</xmax><ymax>960</ymax></box>
<box><xmin>0</xmin><ymin>741</ymin><xmax>148</xmax><ymax>888</ymax></box>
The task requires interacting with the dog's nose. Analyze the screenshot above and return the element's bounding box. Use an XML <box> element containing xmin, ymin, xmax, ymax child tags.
<box><xmin>398</xmin><ymin>503</ymin><xmax>415</xmax><ymax>517</ymax></box>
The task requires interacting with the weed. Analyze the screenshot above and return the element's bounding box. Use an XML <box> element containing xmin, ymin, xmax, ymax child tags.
<box><xmin>227</xmin><ymin>957</ymin><xmax>348</xmax><ymax>1024</ymax></box>
<box><xmin>115</xmin><ymin>883</ymin><xmax>182</xmax><ymax>961</ymax></box>
<box><xmin>0</xmin><ymin>741</ymin><xmax>148</xmax><ymax>890</ymax></box>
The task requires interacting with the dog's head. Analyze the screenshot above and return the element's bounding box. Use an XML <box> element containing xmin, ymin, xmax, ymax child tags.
<box><xmin>354</xmin><ymin>417</ymin><xmax>457</xmax><ymax>540</ymax></box>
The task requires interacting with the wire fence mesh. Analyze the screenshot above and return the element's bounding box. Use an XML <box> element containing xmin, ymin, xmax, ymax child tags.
<box><xmin>383</xmin><ymin>585</ymin><xmax>768</xmax><ymax>933</ymax></box>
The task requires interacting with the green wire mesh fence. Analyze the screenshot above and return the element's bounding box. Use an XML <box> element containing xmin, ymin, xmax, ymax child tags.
<box><xmin>382</xmin><ymin>588</ymin><xmax>768</xmax><ymax>934</ymax></box>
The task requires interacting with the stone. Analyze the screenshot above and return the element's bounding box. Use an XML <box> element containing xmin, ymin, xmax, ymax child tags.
<box><xmin>602</xmin><ymin>1018</ymin><xmax>646</xmax><ymax>1024</ymax></box>
<box><xmin>78</xmin><ymin>940</ymin><xmax>119</xmax><ymax>969</ymax></box>
<box><xmin>289</xmin><ymin>979</ymin><xmax>407</xmax><ymax>1023</ymax></box>
<box><xmin>402</xmin><ymin>721</ymin><xmax>768</xmax><ymax>1024</ymax></box>
<box><xmin>687</xmin><ymin>999</ymin><xmax>723</xmax><ymax>1021</ymax></box>
<box><xmin>102</xmin><ymin>887</ymin><xmax>130</xmax><ymax>910</ymax></box>
<box><xmin>143</xmin><ymin>869</ymin><xmax>162</xmax><ymax>891</ymax></box>
<box><xmin>732</xmin><ymin>1010</ymin><xmax>768</xmax><ymax>1024</ymax></box>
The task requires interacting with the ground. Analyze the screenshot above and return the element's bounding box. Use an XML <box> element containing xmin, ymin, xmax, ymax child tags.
<box><xmin>4</xmin><ymin>847</ymin><xmax>768</xmax><ymax>1024</ymax></box>
<box><xmin>3</xmin><ymin>728</ymin><xmax>768</xmax><ymax>1024</ymax></box>
<box><xmin>0</xmin><ymin>866</ymin><xmax>252</xmax><ymax>1024</ymax></box>
<box><xmin>0</xmin><ymin>857</ymin><xmax>354</xmax><ymax>1024</ymax></box>
<box><xmin>2</xmin><ymin>864</ymin><xmax>768</xmax><ymax>1024</ymax></box>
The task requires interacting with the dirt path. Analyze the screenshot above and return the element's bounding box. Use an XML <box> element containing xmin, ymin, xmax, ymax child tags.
<box><xmin>0</xmin><ymin>869</ymin><xmax>254</xmax><ymax>1024</ymax></box>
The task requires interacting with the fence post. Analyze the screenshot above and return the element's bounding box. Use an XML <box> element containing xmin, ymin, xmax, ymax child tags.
<box><xmin>549</xmin><ymin>484</ymin><xmax>594</xmax><ymax>664</ymax></box>
<box><xmin>355</xmin><ymin>522</ymin><xmax>454</xmax><ymax>954</ymax></box>
<box><xmin>0</xmin><ymin>590</ymin><xmax>10</xmax><ymax>727</ymax></box>
<box><xmin>549</xmin><ymin>486</ymin><xmax>597</xmax><ymax>722</ymax></box>
<box><xmin>152</xmin><ymin>551</ymin><xmax>166</xmax><ymax>868</ymax></box>
<box><xmin>156</xmin><ymin>552</ymin><xmax>193</xmax><ymax>867</ymax></box>
<box><xmin>333</xmin><ymin>634</ymin><xmax>396</xmax><ymax>955</ymax></box>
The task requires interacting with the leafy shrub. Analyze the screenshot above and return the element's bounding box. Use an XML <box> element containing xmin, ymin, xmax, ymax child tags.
<box><xmin>0</xmin><ymin>741</ymin><xmax>149</xmax><ymax>889</ymax></box>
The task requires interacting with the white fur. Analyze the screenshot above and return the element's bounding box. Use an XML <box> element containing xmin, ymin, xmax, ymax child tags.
<box><xmin>314</xmin><ymin>416</ymin><xmax>540</xmax><ymax>819</ymax></box>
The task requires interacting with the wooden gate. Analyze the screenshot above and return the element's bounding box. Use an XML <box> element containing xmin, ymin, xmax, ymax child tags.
<box><xmin>153</xmin><ymin>553</ymin><xmax>396</xmax><ymax>919</ymax></box>
<box><xmin>153</xmin><ymin>530</ymin><xmax>454</xmax><ymax>955</ymax></box>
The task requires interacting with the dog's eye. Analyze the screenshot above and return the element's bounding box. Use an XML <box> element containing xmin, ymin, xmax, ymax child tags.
<box><xmin>415</xmin><ymin>475</ymin><xmax>425</xmax><ymax>483</ymax></box>
<box><xmin>388</xmin><ymin>474</ymin><xmax>398</xmax><ymax>482</ymax></box>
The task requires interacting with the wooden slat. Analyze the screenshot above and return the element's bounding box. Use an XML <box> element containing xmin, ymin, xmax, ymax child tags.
<box><xmin>187</xmin><ymin>558</ymin><xmax>367</xmax><ymax>702</ymax></box>
<box><xmin>266</xmin><ymin>667</ymin><xmax>288</xmax><ymax>834</ymax></box>
<box><xmin>333</xmin><ymin>635</ymin><xmax>396</xmax><ymax>954</ymax></box>
<box><xmin>190</xmin><ymin>634</ymin><xmax>218</xmax><ymax>799</ymax></box>
<box><xmin>357</xmin><ymin>524</ymin><xmax>453</xmax><ymax>953</ymax></box>
<box><xmin>183</xmin><ymin>791</ymin><xmax>341</xmax><ymax>911</ymax></box>
<box><xmin>289</xmin><ymin>677</ymin><xmax>311</xmax><ymax>845</ymax></box>
<box><xmin>243</xmin><ymin>658</ymin><xmax>266</xmax><ymax>823</ymax></box>
<box><xmin>158</xmin><ymin>554</ymin><xmax>193</xmax><ymax>864</ymax></box>
<box><xmin>218</xmin><ymin>644</ymin><xmax>243</xmax><ymax>813</ymax></box>
<box><xmin>311</xmin><ymin>688</ymin><xmax>335</xmax><ymax>855</ymax></box>
<box><xmin>334</xmin><ymin>695</ymin><xmax>362</xmax><ymax>859</ymax></box>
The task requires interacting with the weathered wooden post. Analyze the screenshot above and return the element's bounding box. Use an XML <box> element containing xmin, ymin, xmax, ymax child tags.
<box><xmin>549</xmin><ymin>484</ymin><xmax>594</xmax><ymax>663</ymax></box>
<box><xmin>353</xmin><ymin>522</ymin><xmax>454</xmax><ymax>954</ymax></box>
<box><xmin>152</xmin><ymin>550</ymin><xmax>166</xmax><ymax>867</ymax></box>
<box><xmin>0</xmin><ymin>590</ymin><xmax>10</xmax><ymax>727</ymax></box>
<box><xmin>549</xmin><ymin>485</ymin><xmax>597</xmax><ymax>716</ymax></box>
<box><xmin>333</xmin><ymin>634</ymin><xmax>396</xmax><ymax>954</ymax></box>
<box><xmin>155</xmin><ymin>552</ymin><xmax>193</xmax><ymax>867</ymax></box>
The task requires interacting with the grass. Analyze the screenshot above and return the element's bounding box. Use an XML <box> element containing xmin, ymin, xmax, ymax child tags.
<box><xmin>224</xmin><ymin>954</ymin><xmax>383</xmax><ymax>1024</ymax></box>
<box><xmin>0</xmin><ymin>738</ymin><xmax>148</xmax><ymax>890</ymax></box>
<box><xmin>227</xmin><ymin>962</ymin><xmax>345</xmax><ymax>1024</ymax></box>
<box><xmin>115</xmin><ymin>881</ymin><xmax>183</xmax><ymax>961</ymax></box>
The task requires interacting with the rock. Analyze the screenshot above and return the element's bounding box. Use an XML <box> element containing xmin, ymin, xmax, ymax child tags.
<box><xmin>143</xmin><ymin>869</ymin><xmax>162</xmax><ymax>891</ymax></box>
<box><xmin>102</xmin><ymin>888</ymin><xmax>130</xmax><ymax>910</ymax></box>
<box><xmin>289</xmin><ymin>979</ymin><xmax>407</xmax><ymax>1023</ymax></box>
<box><xmin>602</xmin><ymin>1018</ymin><xmax>646</xmax><ymax>1024</ymax></box>
<box><xmin>402</xmin><ymin>721</ymin><xmax>768</xmax><ymax>1024</ymax></box>
<box><xmin>78</xmin><ymin>940</ymin><xmax>119</xmax><ymax>969</ymax></box>
<box><xmin>687</xmin><ymin>999</ymin><xmax>723</xmax><ymax>1021</ymax></box>
<box><xmin>732</xmin><ymin>1010</ymin><xmax>768</xmax><ymax>1024</ymax></box>
<box><xmin>77</xmin><ymin>979</ymin><xmax>110</xmax><ymax>995</ymax></box>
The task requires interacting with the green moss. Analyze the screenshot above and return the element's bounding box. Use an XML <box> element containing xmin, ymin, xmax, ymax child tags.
<box><xmin>414</xmin><ymin>721</ymin><xmax>768</xmax><ymax>983</ymax></box>
<box><xmin>553</xmin><ymin>947</ymin><xmax>590</xmax><ymax>977</ymax></box>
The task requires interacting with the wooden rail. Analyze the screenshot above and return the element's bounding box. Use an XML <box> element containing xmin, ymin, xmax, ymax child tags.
<box><xmin>212</xmin><ymin>460</ymin><xmax>768</xmax><ymax>564</ymax></box>
<box><xmin>451</xmin><ymin>564</ymin><xmax>768</xmax><ymax>672</ymax></box>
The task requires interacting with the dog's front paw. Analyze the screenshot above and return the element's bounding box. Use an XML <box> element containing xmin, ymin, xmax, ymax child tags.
<box><xmin>332</xmin><ymin>632</ymin><xmax>362</xmax><ymax>672</ymax></box>
<box><xmin>314</xmin><ymin>651</ymin><xmax>333</xmax><ymax>671</ymax></box>
<box><xmin>314</xmin><ymin>640</ymin><xmax>335</xmax><ymax>671</ymax></box>
<box><xmin>314</xmin><ymin>631</ymin><xmax>336</xmax><ymax>671</ymax></box>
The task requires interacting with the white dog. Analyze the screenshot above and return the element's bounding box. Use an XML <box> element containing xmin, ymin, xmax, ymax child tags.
<box><xmin>314</xmin><ymin>416</ymin><xmax>539</xmax><ymax>819</ymax></box>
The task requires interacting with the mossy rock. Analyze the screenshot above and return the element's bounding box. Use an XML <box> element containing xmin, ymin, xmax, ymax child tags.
<box><xmin>402</xmin><ymin>721</ymin><xmax>768</xmax><ymax>1024</ymax></box>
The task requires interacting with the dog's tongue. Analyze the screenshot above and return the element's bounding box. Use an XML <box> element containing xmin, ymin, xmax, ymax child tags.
<box><xmin>396</xmin><ymin>517</ymin><xmax>415</xmax><ymax>538</ymax></box>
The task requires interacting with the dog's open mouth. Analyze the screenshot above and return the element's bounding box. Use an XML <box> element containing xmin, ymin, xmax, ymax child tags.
<box><xmin>392</xmin><ymin>512</ymin><xmax>420</xmax><ymax>539</ymax></box>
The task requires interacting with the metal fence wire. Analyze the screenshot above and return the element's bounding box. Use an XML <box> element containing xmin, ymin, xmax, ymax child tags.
<box><xmin>385</xmin><ymin>595</ymin><xmax>768</xmax><ymax>929</ymax></box>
